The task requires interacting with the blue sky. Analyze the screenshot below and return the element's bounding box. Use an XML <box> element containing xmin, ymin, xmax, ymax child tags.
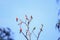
<box><xmin>0</xmin><ymin>0</ymin><xmax>60</xmax><ymax>40</ymax></box>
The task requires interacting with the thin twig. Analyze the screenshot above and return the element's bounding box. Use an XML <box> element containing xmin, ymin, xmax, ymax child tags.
<box><xmin>22</xmin><ymin>32</ymin><xmax>28</xmax><ymax>40</ymax></box>
<box><xmin>37</xmin><ymin>30</ymin><xmax>42</xmax><ymax>40</ymax></box>
<box><xmin>37</xmin><ymin>25</ymin><xmax>43</xmax><ymax>40</ymax></box>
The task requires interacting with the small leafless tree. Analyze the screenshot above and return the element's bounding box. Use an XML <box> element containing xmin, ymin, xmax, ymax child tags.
<box><xmin>16</xmin><ymin>15</ymin><xmax>43</xmax><ymax>40</ymax></box>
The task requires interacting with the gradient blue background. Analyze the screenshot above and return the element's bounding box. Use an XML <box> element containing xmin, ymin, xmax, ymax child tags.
<box><xmin>0</xmin><ymin>0</ymin><xmax>60</xmax><ymax>40</ymax></box>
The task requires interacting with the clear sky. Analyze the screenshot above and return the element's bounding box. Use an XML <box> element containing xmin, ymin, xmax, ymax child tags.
<box><xmin>0</xmin><ymin>0</ymin><xmax>60</xmax><ymax>40</ymax></box>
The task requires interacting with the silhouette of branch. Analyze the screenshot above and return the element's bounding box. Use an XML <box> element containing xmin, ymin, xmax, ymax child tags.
<box><xmin>22</xmin><ymin>32</ymin><xmax>28</xmax><ymax>40</ymax></box>
<box><xmin>37</xmin><ymin>24</ymin><xmax>43</xmax><ymax>40</ymax></box>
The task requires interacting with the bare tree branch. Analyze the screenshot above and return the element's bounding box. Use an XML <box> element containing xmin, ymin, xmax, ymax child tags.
<box><xmin>22</xmin><ymin>32</ymin><xmax>28</xmax><ymax>40</ymax></box>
